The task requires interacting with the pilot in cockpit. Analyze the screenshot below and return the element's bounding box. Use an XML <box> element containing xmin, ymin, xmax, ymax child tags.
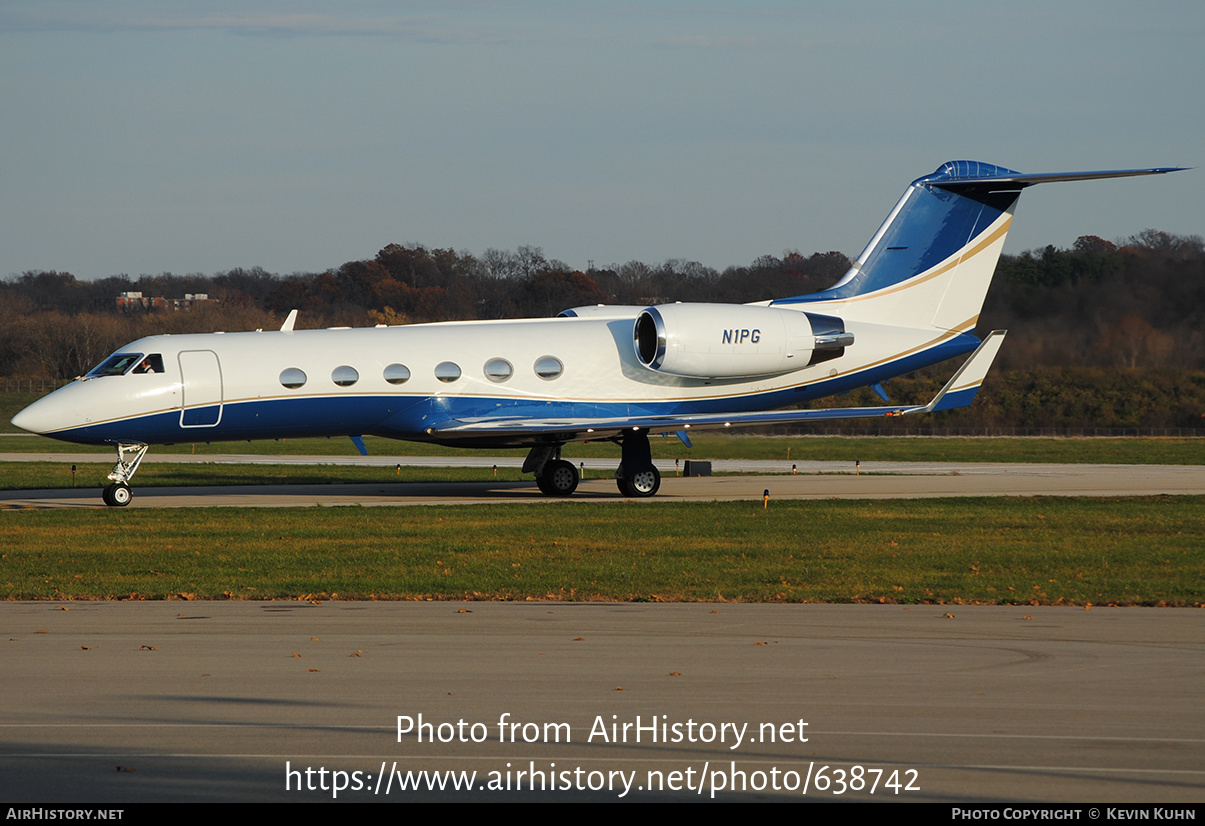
<box><xmin>131</xmin><ymin>354</ymin><xmax>164</xmax><ymax>374</ymax></box>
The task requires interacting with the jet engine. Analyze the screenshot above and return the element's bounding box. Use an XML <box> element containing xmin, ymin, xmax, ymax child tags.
<box><xmin>633</xmin><ymin>303</ymin><xmax>852</xmax><ymax>379</ymax></box>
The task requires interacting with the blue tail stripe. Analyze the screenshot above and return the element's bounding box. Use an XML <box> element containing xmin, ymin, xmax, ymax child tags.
<box><xmin>774</xmin><ymin>182</ymin><xmax>1017</xmax><ymax>304</ymax></box>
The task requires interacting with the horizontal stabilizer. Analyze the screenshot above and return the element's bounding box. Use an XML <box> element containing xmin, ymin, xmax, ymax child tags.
<box><xmin>921</xmin><ymin>161</ymin><xmax>1187</xmax><ymax>191</ymax></box>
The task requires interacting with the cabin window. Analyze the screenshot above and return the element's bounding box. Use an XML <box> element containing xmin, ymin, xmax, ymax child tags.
<box><xmin>484</xmin><ymin>358</ymin><xmax>514</xmax><ymax>383</ymax></box>
<box><xmin>383</xmin><ymin>363</ymin><xmax>410</xmax><ymax>385</ymax></box>
<box><xmin>279</xmin><ymin>368</ymin><xmax>308</xmax><ymax>389</ymax></box>
<box><xmin>332</xmin><ymin>365</ymin><xmax>359</xmax><ymax>387</ymax></box>
<box><xmin>435</xmin><ymin>362</ymin><xmax>462</xmax><ymax>383</ymax></box>
<box><xmin>86</xmin><ymin>353</ymin><xmax>143</xmax><ymax>378</ymax></box>
<box><xmin>131</xmin><ymin>354</ymin><xmax>165</xmax><ymax>374</ymax></box>
<box><xmin>534</xmin><ymin>356</ymin><xmax>564</xmax><ymax>380</ymax></box>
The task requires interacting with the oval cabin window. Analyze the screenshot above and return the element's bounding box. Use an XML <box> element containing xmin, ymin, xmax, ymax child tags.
<box><xmin>383</xmin><ymin>363</ymin><xmax>411</xmax><ymax>385</ymax></box>
<box><xmin>484</xmin><ymin>358</ymin><xmax>514</xmax><ymax>383</ymax></box>
<box><xmin>279</xmin><ymin>368</ymin><xmax>307</xmax><ymax>389</ymax></box>
<box><xmin>435</xmin><ymin>362</ymin><xmax>462</xmax><ymax>383</ymax></box>
<box><xmin>534</xmin><ymin>356</ymin><xmax>563</xmax><ymax>380</ymax></box>
<box><xmin>332</xmin><ymin>365</ymin><xmax>359</xmax><ymax>387</ymax></box>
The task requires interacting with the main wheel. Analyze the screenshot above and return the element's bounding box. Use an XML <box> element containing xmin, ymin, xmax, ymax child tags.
<box><xmin>617</xmin><ymin>466</ymin><xmax>660</xmax><ymax>498</ymax></box>
<box><xmin>103</xmin><ymin>482</ymin><xmax>132</xmax><ymax>507</ymax></box>
<box><xmin>537</xmin><ymin>460</ymin><xmax>579</xmax><ymax>496</ymax></box>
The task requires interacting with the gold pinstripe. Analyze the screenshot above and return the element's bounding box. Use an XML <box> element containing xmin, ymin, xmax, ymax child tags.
<box><xmin>839</xmin><ymin>216</ymin><xmax>1011</xmax><ymax>303</ymax></box>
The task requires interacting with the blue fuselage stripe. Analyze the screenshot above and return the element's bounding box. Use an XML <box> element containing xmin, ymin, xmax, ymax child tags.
<box><xmin>43</xmin><ymin>334</ymin><xmax>980</xmax><ymax>446</ymax></box>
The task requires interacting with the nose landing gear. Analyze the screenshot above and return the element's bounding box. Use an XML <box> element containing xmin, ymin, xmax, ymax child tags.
<box><xmin>101</xmin><ymin>443</ymin><xmax>148</xmax><ymax>507</ymax></box>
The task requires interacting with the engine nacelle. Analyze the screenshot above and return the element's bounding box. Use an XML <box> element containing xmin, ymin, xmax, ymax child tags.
<box><xmin>633</xmin><ymin>304</ymin><xmax>852</xmax><ymax>379</ymax></box>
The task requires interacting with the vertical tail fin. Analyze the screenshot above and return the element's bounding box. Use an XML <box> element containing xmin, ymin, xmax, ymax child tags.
<box><xmin>773</xmin><ymin>160</ymin><xmax>1184</xmax><ymax>334</ymax></box>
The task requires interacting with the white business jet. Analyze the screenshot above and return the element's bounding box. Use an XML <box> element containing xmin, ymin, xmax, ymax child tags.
<box><xmin>11</xmin><ymin>161</ymin><xmax>1182</xmax><ymax>505</ymax></box>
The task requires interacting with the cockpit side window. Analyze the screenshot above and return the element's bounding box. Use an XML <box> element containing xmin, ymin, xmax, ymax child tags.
<box><xmin>86</xmin><ymin>353</ymin><xmax>144</xmax><ymax>378</ymax></box>
<box><xmin>131</xmin><ymin>354</ymin><xmax>165</xmax><ymax>374</ymax></box>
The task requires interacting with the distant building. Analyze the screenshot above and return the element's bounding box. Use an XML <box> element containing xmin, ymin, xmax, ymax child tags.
<box><xmin>116</xmin><ymin>292</ymin><xmax>216</xmax><ymax>312</ymax></box>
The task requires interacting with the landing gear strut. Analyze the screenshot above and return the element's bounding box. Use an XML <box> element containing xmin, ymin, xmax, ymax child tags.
<box><xmin>102</xmin><ymin>442</ymin><xmax>148</xmax><ymax>507</ymax></box>
<box><xmin>615</xmin><ymin>429</ymin><xmax>660</xmax><ymax>498</ymax></box>
<box><xmin>523</xmin><ymin>430</ymin><xmax>662</xmax><ymax>499</ymax></box>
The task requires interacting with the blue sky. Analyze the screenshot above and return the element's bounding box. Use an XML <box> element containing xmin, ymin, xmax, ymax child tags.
<box><xmin>1</xmin><ymin>1</ymin><xmax>1201</xmax><ymax>280</ymax></box>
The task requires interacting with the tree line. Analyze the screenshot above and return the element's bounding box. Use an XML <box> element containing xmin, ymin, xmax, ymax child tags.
<box><xmin>2</xmin><ymin>231</ymin><xmax>1202</xmax><ymax>429</ymax></box>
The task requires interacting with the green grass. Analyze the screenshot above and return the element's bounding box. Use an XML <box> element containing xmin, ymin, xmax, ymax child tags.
<box><xmin>3</xmin><ymin>497</ymin><xmax>1202</xmax><ymax>605</ymax></box>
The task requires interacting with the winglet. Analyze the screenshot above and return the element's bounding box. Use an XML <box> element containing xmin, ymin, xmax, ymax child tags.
<box><xmin>280</xmin><ymin>309</ymin><xmax>299</xmax><ymax>332</ymax></box>
<box><xmin>921</xmin><ymin>330</ymin><xmax>1006</xmax><ymax>413</ymax></box>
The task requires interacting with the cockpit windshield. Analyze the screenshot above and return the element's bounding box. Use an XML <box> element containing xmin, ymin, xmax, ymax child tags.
<box><xmin>84</xmin><ymin>353</ymin><xmax>163</xmax><ymax>378</ymax></box>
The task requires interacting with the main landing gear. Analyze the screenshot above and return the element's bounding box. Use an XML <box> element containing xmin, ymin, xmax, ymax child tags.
<box><xmin>523</xmin><ymin>429</ymin><xmax>661</xmax><ymax>499</ymax></box>
<box><xmin>614</xmin><ymin>429</ymin><xmax>659</xmax><ymax>498</ymax></box>
<box><xmin>525</xmin><ymin>446</ymin><xmax>580</xmax><ymax>496</ymax></box>
<box><xmin>616</xmin><ymin>466</ymin><xmax>660</xmax><ymax>498</ymax></box>
<box><xmin>101</xmin><ymin>442</ymin><xmax>148</xmax><ymax>507</ymax></box>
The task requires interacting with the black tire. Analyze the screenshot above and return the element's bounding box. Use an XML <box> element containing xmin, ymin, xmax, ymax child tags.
<box><xmin>538</xmin><ymin>460</ymin><xmax>579</xmax><ymax>496</ymax></box>
<box><xmin>617</xmin><ymin>466</ymin><xmax>660</xmax><ymax>498</ymax></box>
<box><xmin>101</xmin><ymin>484</ymin><xmax>114</xmax><ymax>507</ymax></box>
<box><xmin>108</xmin><ymin>483</ymin><xmax>132</xmax><ymax>507</ymax></box>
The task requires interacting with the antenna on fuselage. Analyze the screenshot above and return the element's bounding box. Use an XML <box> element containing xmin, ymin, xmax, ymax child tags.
<box><xmin>280</xmin><ymin>309</ymin><xmax>299</xmax><ymax>332</ymax></box>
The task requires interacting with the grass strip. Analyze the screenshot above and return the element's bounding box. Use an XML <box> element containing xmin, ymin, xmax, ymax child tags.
<box><xmin>3</xmin><ymin>496</ymin><xmax>1201</xmax><ymax>605</ymax></box>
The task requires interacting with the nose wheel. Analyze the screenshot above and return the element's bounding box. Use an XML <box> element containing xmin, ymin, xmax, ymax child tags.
<box><xmin>102</xmin><ymin>482</ymin><xmax>132</xmax><ymax>507</ymax></box>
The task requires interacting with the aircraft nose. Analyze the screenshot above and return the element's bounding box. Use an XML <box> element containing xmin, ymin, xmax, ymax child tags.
<box><xmin>11</xmin><ymin>398</ymin><xmax>52</xmax><ymax>434</ymax></box>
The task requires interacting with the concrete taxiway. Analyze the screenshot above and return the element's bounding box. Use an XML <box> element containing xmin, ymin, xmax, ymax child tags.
<box><xmin>2</xmin><ymin>601</ymin><xmax>1202</xmax><ymax>802</ymax></box>
<box><xmin>1</xmin><ymin>457</ymin><xmax>1203</xmax><ymax>508</ymax></box>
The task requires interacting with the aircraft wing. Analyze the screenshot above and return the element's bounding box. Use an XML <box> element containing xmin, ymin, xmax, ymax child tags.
<box><xmin>431</xmin><ymin>331</ymin><xmax>1006</xmax><ymax>439</ymax></box>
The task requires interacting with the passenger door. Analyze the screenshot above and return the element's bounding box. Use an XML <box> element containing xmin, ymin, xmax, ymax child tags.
<box><xmin>178</xmin><ymin>350</ymin><xmax>224</xmax><ymax>427</ymax></box>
